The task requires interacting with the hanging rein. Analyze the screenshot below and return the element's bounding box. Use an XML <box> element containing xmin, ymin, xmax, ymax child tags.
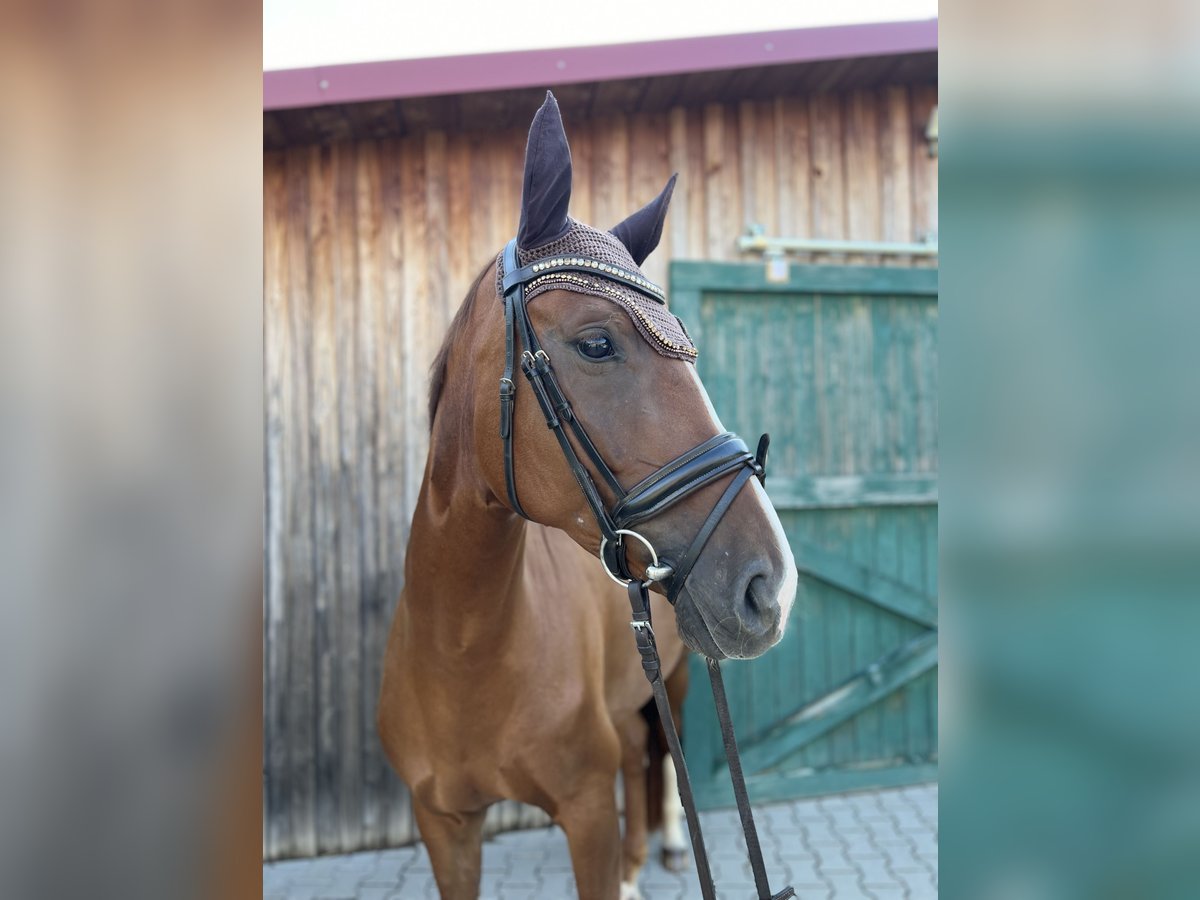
<box><xmin>499</xmin><ymin>238</ymin><xmax>796</xmax><ymax>900</ymax></box>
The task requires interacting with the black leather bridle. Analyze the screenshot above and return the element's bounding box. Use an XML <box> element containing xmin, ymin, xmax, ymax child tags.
<box><xmin>500</xmin><ymin>239</ymin><xmax>768</xmax><ymax>596</ymax></box>
<box><xmin>499</xmin><ymin>239</ymin><xmax>795</xmax><ymax>900</ymax></box>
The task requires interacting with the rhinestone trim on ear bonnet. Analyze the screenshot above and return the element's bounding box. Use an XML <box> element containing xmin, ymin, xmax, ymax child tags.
<box><xmin>498</xmin><ymin>220</ymin><xmax>698</xmax><ymax>361</ymax></box>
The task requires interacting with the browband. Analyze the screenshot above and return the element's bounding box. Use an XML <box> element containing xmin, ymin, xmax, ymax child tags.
<box><xmin>502</xmin><ymin>255</ymin><xmax>666</xmax><ymax>303</ymax></box>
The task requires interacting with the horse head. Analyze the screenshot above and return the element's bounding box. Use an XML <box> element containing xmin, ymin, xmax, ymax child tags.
<box><xmin>471</xmin><ymin>93</ymin><xmax>797</xmax><ymax>660</ymax></box>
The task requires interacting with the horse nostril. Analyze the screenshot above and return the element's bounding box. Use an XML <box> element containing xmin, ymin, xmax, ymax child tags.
<box><xmin>743</xmin><ymin>575</ymin><xmax>768</xmax><ymax>618</ymax></box>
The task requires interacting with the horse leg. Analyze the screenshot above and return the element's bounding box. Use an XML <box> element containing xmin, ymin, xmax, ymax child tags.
<box><xmin>618</xmin><ymin>714</ymin><xmax>649</xmax><ymax>899</ymax></box>
<box><xmin>412</xmin><ymin>799</ymin><xmax>487</xmax><ymax>900</ymax></box>
<box><xmin>660</xmin><ymin>661</ymin><xmax>690</xmax><ymax>872</ymax></box>
<box><xmin>558</xmin><ymin>779</ymin><xmax>623</xmax><ymax>900</ymax></box>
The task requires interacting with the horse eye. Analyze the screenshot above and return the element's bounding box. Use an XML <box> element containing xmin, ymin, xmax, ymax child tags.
<box><xmin>577</xmin><ymin>336</ymin><xmax>614</xmax><ymax>360</ymax></box>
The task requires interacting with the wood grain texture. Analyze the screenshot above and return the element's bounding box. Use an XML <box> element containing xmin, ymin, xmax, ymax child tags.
<box><xmin>263</xmin><ymin>84</ymin><xmax>938</xmax><ymax>859</ymax></box>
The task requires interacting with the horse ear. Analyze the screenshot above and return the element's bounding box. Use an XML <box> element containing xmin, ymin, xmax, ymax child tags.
<box><xmin>517</xmin><ymin>92</ymin><xmax>572</xmax><ymax>251</ymax></box>
<box><xmin>610</xmin><ymin>174</ymin><xmax>677</xmax><ymax>266</ymax></box>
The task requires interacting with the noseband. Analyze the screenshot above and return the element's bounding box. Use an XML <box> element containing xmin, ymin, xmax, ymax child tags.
<box><xmin>498</xmin><ymin>239</ymin><xmax>769</xmax><ymax>599</ymax></box>
<box><xmin>498</xmin><ymin>238</ymin><xmax>795</xmax><ymax>900</ymax></box>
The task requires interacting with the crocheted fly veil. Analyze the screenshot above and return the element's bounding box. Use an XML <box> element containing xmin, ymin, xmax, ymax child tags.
<box><xmin>498</xmin><ymin>93</ymin><xmax>697</xmax><ymax>361</ymax></box>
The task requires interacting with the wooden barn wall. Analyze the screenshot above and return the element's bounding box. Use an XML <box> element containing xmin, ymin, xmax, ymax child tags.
<box><xmin>263</xmin><ymin>84</ymin><xmax>939</xmax><ymax>860</ymax></box>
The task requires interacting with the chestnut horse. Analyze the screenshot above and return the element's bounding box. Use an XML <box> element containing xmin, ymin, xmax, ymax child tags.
<box><xmin>378</xmin><ymin>94</ymin><xmax>797</xmax><ymax>900</ymax></box>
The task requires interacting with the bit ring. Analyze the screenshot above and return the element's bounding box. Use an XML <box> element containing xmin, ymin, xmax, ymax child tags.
<box><xmin>599</xmin><ymin>529</ymin><xmax>661</xmax><ymax>586</ymax></box>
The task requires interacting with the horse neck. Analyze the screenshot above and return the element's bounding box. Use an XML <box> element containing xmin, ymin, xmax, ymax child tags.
<box><xmin>402</xmin><ymin>360</ymin><xmax>528</xmax><ymax>655</ymax></box>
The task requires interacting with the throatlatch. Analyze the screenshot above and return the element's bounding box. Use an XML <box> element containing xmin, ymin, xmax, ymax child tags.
<box><xmin>498</xmin><ymin>236</ymin><xmax>794</xmax><ymax>900</ymax></box>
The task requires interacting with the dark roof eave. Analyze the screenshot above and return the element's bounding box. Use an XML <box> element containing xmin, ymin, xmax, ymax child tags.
<box><xmin>263</xmin><ymin>18</ymin><xmax>937</xmax><ymax>111</ymax></box>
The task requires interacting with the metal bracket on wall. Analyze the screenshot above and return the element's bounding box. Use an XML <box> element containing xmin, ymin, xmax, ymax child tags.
<box><xmin>739</xmin><ymin>224</ymin><xmax>938</xmax><ymax>258</ymax></box>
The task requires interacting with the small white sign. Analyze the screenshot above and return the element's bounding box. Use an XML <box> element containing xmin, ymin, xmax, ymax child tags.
<box><xmin>765</xmin><ymin>255</ymin><xmax>790</xmax><ymax>283</ymax></box>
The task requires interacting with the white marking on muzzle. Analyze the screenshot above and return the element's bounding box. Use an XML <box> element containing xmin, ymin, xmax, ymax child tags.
<box><xmin>685</xmin><ymin>367</ymin><xmax>798</xmax><ymax>635</ymax></box>
<box><xmin>749</xmin><ymin>475</ymin><xmax>797</xmax><ymax>629</ymax></box>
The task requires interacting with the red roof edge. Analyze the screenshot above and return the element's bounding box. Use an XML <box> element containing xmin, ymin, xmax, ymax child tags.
<box><xmin>264</xmin><ymin>19</ymin><xmax>937</xmax><ymax>111</ymax></box>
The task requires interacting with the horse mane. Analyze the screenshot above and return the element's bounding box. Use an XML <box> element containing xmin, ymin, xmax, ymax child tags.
<box><xmin>428</xmin><ymin>259</ymin><xmax>495</xmax><ymax>430</ymax></box>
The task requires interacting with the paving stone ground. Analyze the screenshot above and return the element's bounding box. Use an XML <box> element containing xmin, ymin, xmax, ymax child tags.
<box><xmin>264</xmin><ymin>783</ymin><xmax>937</xmax><ymax>899</ymax></box>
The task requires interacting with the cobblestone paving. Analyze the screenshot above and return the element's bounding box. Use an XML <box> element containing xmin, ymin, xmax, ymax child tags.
<box><xmin>264</xmin><ymin>783</ymin><xmax>937</xmax><ymax>899</ymax></box>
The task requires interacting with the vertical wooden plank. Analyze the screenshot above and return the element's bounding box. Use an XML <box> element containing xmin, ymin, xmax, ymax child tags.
<box><xmin>754</xmin><ymin>101</ymin><xmax>780</xmax><ymax>240</ymax></box>
<box><xmin>817</xmin><ymin>292</ymin><xmax>858</xmax><ymax>764</ymax></box>
<box><xmin>702</xmin><ymin>104</ymin><xmax>723</xmax><ymax>261</ymax></box>
<box><xmin>896</xmin><ymin>509</ymin><xmax>928</xmax><ymax>762</ymax></box>
<box><xmin>850</xmin><ymin>292</ymin><xmax>881</xmax><ymax>764</ymax></box>
<box><xmin>843</xmin><ymin>90</ymin><xmax>882</xmax><ymax>265</ymax></box>
<box><xmin>733</xmin><ymin>291</ymin><xmax>752</xmax><ymax>428</ymax></box>
<box><xmin>790</xmin><ymin>291</ymin><xmax>817</xmax><ymax>479</ymax></box>
<box><xmin>835</xmin><ymin>513</ymin><xmax>864</xmax><ymax>768</ymax></box>
<box><xmin>879</xmin><ymin>86</ymin><xmax>913</xmax><ymax>267</ymax></box>
<box><xmin>354</xmin><ymin>139</ymin><xmax>388</xmax><ymax>848</ymax></box>
<box><xmin>307</xmin><ymin>143</ymin><xmax>341</xmax><ymax>855</ymax></box>
<box><xmin>826</xmin><ymin>508</ymin><xmax>857</xmax><ymax>770</ymax></box>
<box><xmin>570</xmin><ymin>118</ymin><xmax>594</xmax><ymax>226</ymax></box>
<box><xmin>909</xmin><ymin>85</ymin><xmax>938</xmax><ymax>258</ymax></box>
<box><xmin>628</xmin><ymin>110</ymin><xmax>671</xmax><ymax>286</ymax></box>
<box><xmin>870</xmin><ymin>295</ymin><xmax>894</xmax><ymax>476</ymax></box>
<box><xmin>667</xmin><ymin>107</ymin><xmax>690</xmax><ymax>261</ymax></box>
<box><xmin>702</xmin><ymin>104</ymin><xmax>728</xmax><ymax>261</ymax></box>
<box><xmin>808</xmin><ymin>94</ymin><xmax>846</xmax><ymax>264</ymax></box>
<box><xmin>775</xmin><ymin>96</ymin><xmax>811</xmax><ymax>241</ymax></box>
<box><xmin>924</xmin><ymin>505</ymin><xmax>939</xmax><ymax>755</ymax></box>
<box><xmin>870</xmin><ymin>508</ymin><xmax>903</xmax><ymax>762</ymax></box>
<box><xmin>904</xmin><ymin>288</ymin><xmax>938</xmax><ymax>762</ymax></box>
<box><xmin>834</xmin><ymin>298</ymin><xmax>858</xmax><ymax>476</ymax></box>
<box><xmin>916</xmin><ymin>299</ymin><xmax>938</xmax><ymax>471</ymax></box>
<box><xmin>388</xmin><ymin>135</ymin><xmax>429</xmax><ymax>848</ymax></box>
<box><xmin>810</xmin><ymin>295</ymin><xmax>830</xmax><ymax>474</ymax></box>
<box><xmin>468</xmin><ymin>129</ymin><xmax>495</xmax><ymax>269</ymax></box>
<box><xmin>891</xmin><ymin>290</ymin><xmax>924</xmax><ymax>760</ymax></box>
<box><xmin>846</xmin><ymin>508</ymin><xmax>873</xmax><ymax>764</ymax></box>
<box><xmin>737</xmin><ymin>100</ymin><xmax>758</xmax><ymax>241</ymax></box>
<box><xmin>284</xmin><ymin>145</ymin><xmax>317</xmax><ymax>858</ymax></box>
<box><xmin>401</xmin><ymin>136</ymin><xmax>430</xmax><ymax>528</ymax></box>
<box><xmin>799</xmin><ymin>513</ymin><xmax>832</xmax><ymax>773</ymax></box>
<box><xmin>377</xmin><ymin>136</ymin><xmax>413</xmax><ymax>846</ymax></box>
<box><xmin>446</xmin><ymin>132</ymin><xmax>475</xmax><ymax>301</ymax></box>
<box><xmin>263</xmin><ymin>151</ymin><xmax>289</xmax><ymax>859</ymax></box>
<box><xmin>724</xmin><ymin>105</ymin><xmax>742</xmax><ymax>256</ymax></box>
<box><xmin>684</xmin><ymin>106</ymin><xmax>707</xmax><ymax>259</ymax></box>
<box><xmin>848</xmin><ymin>295</ymin><xmax>872</xmax><ymax>477</ymax></box>
<box><xmin>425</xmin><ymin>130</ymin><xmax>453</xmax><ymax>349</ymax></box>
<box><xmin>333</xmin><ymin>141</ymin><xmax>365</xmax><ymax>852</ymax></box>
<box><xmin>591</xmin><ymin>112</ymin><xmax>629</xmax><ymax>233</ymax></box>
<box><xmin>895</xmin><ymin>296</ymin><xmax>918</xmax><ymax>476</ymax></box>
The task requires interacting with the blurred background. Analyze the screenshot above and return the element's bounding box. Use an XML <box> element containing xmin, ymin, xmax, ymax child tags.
<box><xmin>940</xmin><ymin>2</ymin><xmax>1200</xmax><ymax>897</ymax></box>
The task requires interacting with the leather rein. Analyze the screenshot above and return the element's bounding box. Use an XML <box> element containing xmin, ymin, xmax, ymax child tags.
<box><xmin>499</xmin><ymin>239</ymin><xmax>795</xmax><ymax>900</ymax></box>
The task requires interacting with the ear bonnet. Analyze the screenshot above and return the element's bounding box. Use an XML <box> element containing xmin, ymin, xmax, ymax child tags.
<box><xmin>497</xmin><ymin>93</ymin><xmax>697</xmax><ymax>361</ymax></box>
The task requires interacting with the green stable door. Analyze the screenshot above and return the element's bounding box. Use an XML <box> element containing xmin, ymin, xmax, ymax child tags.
<box><xmin>671</xmin><ymin>260</ymin><xmax>939</xmax><ymax>808</ymax></box>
